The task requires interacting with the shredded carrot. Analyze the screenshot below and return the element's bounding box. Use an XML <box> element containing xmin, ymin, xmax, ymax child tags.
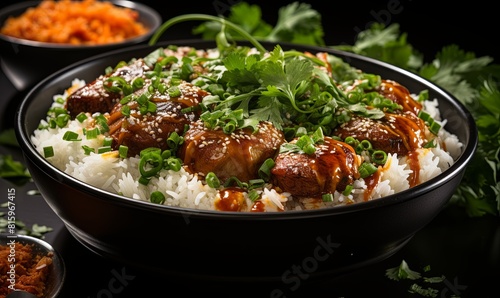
<box><xmin>0</xmin><ymin>0</ymin><xmax>149</xmax><ymax>45</ymax></box>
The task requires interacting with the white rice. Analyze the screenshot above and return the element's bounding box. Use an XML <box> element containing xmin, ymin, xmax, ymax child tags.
<box><xmin>31</xmin><ymin>79</ymin><xmax>463</xmax><ymax>212</ymax></box>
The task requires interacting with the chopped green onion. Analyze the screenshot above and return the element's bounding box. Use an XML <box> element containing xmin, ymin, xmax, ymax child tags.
<box><xmin>161</xmin><ymin>150</ymin><xmax>172</xmax><ymax>159</ymax></box>
<box><xmin>140</xmin><ymin>147</ymin><xmax>162</xmax><ymax>157</ymax></box>
<box><xmin>62</xmin><ymin>131</ymin><xmax>81</xmax><ymax>141</ymax></box>
<box><xmin>104</xmin><ymin>76</ymin><xmax>129</xmax><ymax>93</ymax></box>
<box><xmin>418</xmin><ymin>110</ymin><xmax>441</xmax><ymax>135</ymax></box>
<box><xmin>55</xmin><ymin>114</ymin><xmax>70</xmax><ymax>128</ymax></box>
<box><xmin>132</xmin><ymin>77</ymin><xmax>145</xmax><ymax>90</ymax></box>
<box><xmin>103</xmin><ymin>137</ymin><xmax>113</xmax><ymax>147</ymax></box>
<box><xmin>358</xmin><ymin>140</ymin><xmax>372</xmax><ymax>152</ymax></box>
<box><xmin>311</xmin><ymin>127</ymin><xmax>324</xmax><ymax>143</ymax></box>
<box><xmin>119</xmin><ymin>145</ymin><xmax>128</xmax><ymax>158</ymax></box>
<box><xmin>121</xmin><ymin>105</ymin><xmax>131</xmax><ymax>117</ymax></box>
<box><xmin>43</xmin><ymin>146</ymin><xmax>54</xmax><ymax>158</ymax></box>
<box><xmin>94</xmin><ymin>114</ymin><xmax>109</xmax><ymax>133</ymax></box>
<box><xmin>165</xmin><ymin>157</ymin><xmax>182</xmax><ymax>171</ymax></box>
<box><xmin>170</xmin><ymin>77</ymin><xmax>182</xmax><ymax>86</ymax></box>
<box><xmin>248</xmin><ymin>189</ymin><xmax>260</xmax><ymax>202</ymax></box>
<box><xmin>49</xmin><ymin>119</ymin><xmax>57</xmax><ymax>129</ymax></box>
<box><xmin>424</xmin><ymin>139</ymin><xmax>437</xmax><ymax>148</ymax></box>
<box><xmin>82</xmin><ymin>145</ymin><xmax>95</xmax><ymax>155</ymax></box>
<box><xmin>295</xmin><ymin>135</ymin><xmax>316</xmax><ymax>155</ymax></box>
<box><xmin>372</xmin><ymin>150</ymin><xmax>387</xmax><ymax>165</ymax></box>
<box><xmin>139</xmin><ymin>176</ymin><xmax>150</xmax><ymax>185</ymax></box>
<box><xmin>150</xmin><ymin>191</ymin><xmax>166</xmax><ymax>204</ymax></box>
<box><xmin>359</xmin><ymin>162</ymin><xmax>378</xmax><ymax>178</ymax></box>
<box><xmin>85</xmin><ymin>127</ymin><xmax>100</xmax><ymax>140</ymax></box>
<box><xmin>120</xmin><ymin>94</ymin><xmax>134</xmax><ymax>104</ymax></box>
<box><xmin>223</xmin><ymin>176</ymin><xmax>248</xmax><ymax>189</ymax></box>
<box><xmin>167</xmin><ymin>86</ymin><xmax>182</xmax><ymax>97</ymax></box>
<box><xmin>418</xmin><ymin>90</ymin><xmax>429</xmax><ymax>102</ymax></box>
<box><xmin>97</xmin><ymin>146</ymin><xmax>112</xmax><ymax>154</ymax></box>
<box><xmin>258</xmin><ymin>158</ymin><xmax>275</xmax><ymax>181</ymax></box>
<box><xmin>429</xmin><ymin>121</ymin><xmax>442</xmax><ymax>135</ymax></box>
<box><xmin>322</xmin><ymin>193</ymin><xmax>333</xmax><ymax>202</ymax></box>
<box><xmin>167</xmin><ymin>132</ymin><xmax>183</xmax><ymax>151</ymax></box>
<box><xmin>155</xmin><ymin>83</ymin><xmax>166</xmax><ymax>94</ymax></box>
<box><xmin>76</xmin><ymin>112</ymin><xmax>88</xmax><ymax>123</ymax></box>
<box><xmin>343</xmin><ymin>185</ymin><xmax>353</xmax><ymax>196</ymax></box>
<box><xmin>248</xmin><ymin>179</ymin><xmax>265</xmax><ymax>190</ymax></box>
<box><xmin>139</xmin><ymin>150</ymin><xmax>163</xmax><ymax>177</ymax></box>
<box><xmin>344</xmin><ymin>136</ymin><xmax>358</xmax><ymax>148</ymax></box>
<box><xmin>206</xmin><ymin>172</ymin><xmax>220</xmax><ymax>188</ymax></box>
<box><xmin>223</xmin><ymin>120</ymin><xmax>237</xmax><ymax>134</ymax></box>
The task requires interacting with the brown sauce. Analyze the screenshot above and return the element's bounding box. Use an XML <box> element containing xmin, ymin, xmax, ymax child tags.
<box><xmin>271</xmin><ymin>137</ymin><xmax>360</xmax><ymax>197</ymax></box>
<box><xmin>363</xmin><ymin>168</ymin><xmax>381</xmax><ymax>201</ymax></box>
<box><xmin>215</xmin><ymin>187</ymin><xmax>247</xmax><ymax>212</ymax></box>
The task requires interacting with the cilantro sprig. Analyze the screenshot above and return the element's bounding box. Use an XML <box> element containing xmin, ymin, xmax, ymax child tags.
<box><xmin>150</xmin><ymin>14</ymin><xmax>393</xmax><ymax>136</ymax></box>
<box><xmin>191</xmin><ymin>2</ymin><xmax>325</xmax><ymax>46</ymax></box>
<box><xmin>386</xmin><ymin>260</ymin><xmax>450</xmax><ymax>298</ymax></box>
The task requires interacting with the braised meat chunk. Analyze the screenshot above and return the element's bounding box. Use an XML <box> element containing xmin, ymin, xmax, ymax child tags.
<box><xmin>333</xmin><ymin>78</ymin><xmax>429</xmax><ymax>156</ymax></box>
<box><xmin>376</xmin><ymin>80</ymin><xmax>423</xmax><ymax>115</ymax></box>
<box><xmin>333</xmin><ymin>112</ymin><xmax>428</xmax><ymax>156</ymax></box>
<box><xmin>179</xmin><ymin>120</ymin><xmax>286</xmax><ymax>182</ymax></box>
<box><xmin>271</xmin><ymin>136</ymin><xmax>361</xmax><ymax>198</ymax></box>
<box><xmin>65</xmin><ymin>58</ymin><xmax>148</xmax><ymax>118</ymax></box>
<box><xmin>107</xmin><ymin>81</ymin><xmax>207</xmax><ymax>157</ymax></box>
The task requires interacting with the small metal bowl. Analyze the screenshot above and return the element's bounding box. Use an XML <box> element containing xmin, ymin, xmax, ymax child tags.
<box><xmin>0</xmin><ymin>234</ymin><xmax>65</xmax><ymax>298</ymax></box>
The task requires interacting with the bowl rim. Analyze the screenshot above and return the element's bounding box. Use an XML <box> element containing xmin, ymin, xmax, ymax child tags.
<box><xmin>0</xmin><ymin>233</ymin><xmax>66</xmax><ymax>298</ymax></box>
<box><xmin>0</xmin><ymin>0</ymin><xmax>162</xmax><ymax>49</ymax></box>
<box><xmin>14</xmin><ymin>39</ymin><xmax>479</xmax><ymax>219</ymax></box>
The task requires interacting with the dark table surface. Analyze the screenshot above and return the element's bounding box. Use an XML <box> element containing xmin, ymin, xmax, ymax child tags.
<box><xmin>1</xmin><ymin>1</ymin><xmax>500</xmax><ymax>297</ymax></box>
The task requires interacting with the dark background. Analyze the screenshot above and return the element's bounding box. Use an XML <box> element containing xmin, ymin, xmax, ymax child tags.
<box><xmin>1</xmin><ymin>0</ymin><xmax>499</xmax><ymax>63</ymax></box>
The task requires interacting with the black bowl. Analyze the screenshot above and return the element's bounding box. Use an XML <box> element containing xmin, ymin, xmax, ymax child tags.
<box><xmin>0</xmin><ymin>234</ymin><xmax>65</xmax><ymax>298</ymax></box>
<box><xmin>0</xmin><ymin>0</ymin><xmax>162</xmax><ymax>91</ymax></box>
<box><xmin>14</xmin><ymin>40</ymin><xmax>477</xmax><ymax>284</ymax></box>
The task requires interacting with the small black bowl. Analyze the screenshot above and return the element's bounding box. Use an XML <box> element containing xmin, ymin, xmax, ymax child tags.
<box><xmin>15</xmin><ymin>40</ymin><xmax>477</xmax><ymax>284</ymax></box>
<box><xmin>0</xmin><ymin>0</ymin><xmax>162</xmax><ymax>91</ymax></box>
<box><xmin>0</xmin><ymin>234</ymin><xmax>65</xmax><ymax>298</ymax></box>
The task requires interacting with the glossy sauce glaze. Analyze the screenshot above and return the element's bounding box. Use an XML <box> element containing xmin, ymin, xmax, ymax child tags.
<box><xmin>271</xmin><ymin>137</ymin><xmax>361</xmax><ymax>198</ymax></box>
<box><xmin>179</xmin><ymin>120</ymin><xmax>285</xmax><ymax>183</ymax></box>
<box><xmin>107</xmin><ymin>82</ymin><xmax>206</xmax><ymax>157</ymax></box>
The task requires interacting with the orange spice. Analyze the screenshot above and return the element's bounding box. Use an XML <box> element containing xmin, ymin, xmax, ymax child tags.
<box><xmin>0</xmin><ymin>241</ymin><xmax>53</xmax><ymax>298</ymax></box>
<box><xmin>0</xmin><ymin>0</ymin><xmax>149</xmax><ymax>45</ymax></box>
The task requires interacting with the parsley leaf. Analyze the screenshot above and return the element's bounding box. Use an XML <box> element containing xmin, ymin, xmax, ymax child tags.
<box><xmin>193</xmin><ymin>2</ymin><xmax>324</xmax><ymax>46</ymax></box>
<box><xmin>333</xmin><ymin>23</ymin><xmax>423</xmax><ymax>71</ymax></box>
<box><xmin>0</xmin><ymin>154</ymin><xmax>31</xmax><ymax>186</ymax></box>
<box><xmin>418</xmin><ymin>44</ymin><xmax>492</xmax><ymax>104</ymax></box>
<box><xmin>265</xmin><ymin>2</ymin><xmax>324</xmax><ymax>46</ymax></box>
<box><xmin>408</xmin><ymin>284</ymin><xmax>439</xmax><ymax>297</ymax></box>
<box><xmin>385</xmin><ymin>259</ymin><xmax>422</xmax><ymax>281</ymax></box>
<box><xmin>0</xmin><ymin>128</ymin><xmax>19</xmax><ymax>147</ymax></box>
